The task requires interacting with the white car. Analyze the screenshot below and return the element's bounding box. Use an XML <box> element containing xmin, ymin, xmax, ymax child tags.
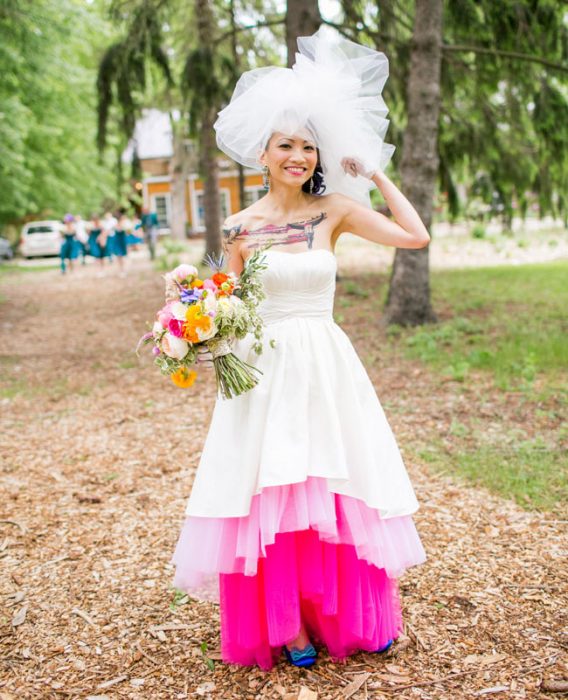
<box><xmin>19</xmin><ymin>220</ymin><xmax>63</xmax><ymax>258</ymax></box>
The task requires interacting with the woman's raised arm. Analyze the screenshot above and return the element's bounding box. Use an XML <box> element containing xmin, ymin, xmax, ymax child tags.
<box><xmin>336</xmin><ymin>164</ymin><xmax>431</xmax><ymax>250</ymax></box>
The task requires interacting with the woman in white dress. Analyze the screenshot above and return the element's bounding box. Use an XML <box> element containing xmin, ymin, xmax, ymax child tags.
<box><xmin>172</xmin><ymin>29</ymin><xmax>429</xmax><ymax>670</ymax></box>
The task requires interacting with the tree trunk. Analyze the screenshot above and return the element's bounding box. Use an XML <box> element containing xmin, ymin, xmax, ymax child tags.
<box><xmin>228</xmin><ymin>0</ymin><xmax>247</xmax><ymax>210</ymax></box>
<box><xmin>195</xmin><ymin>0</ymin><xmax>222</xmax><ymax>257</ymax></box>
<box><xmin>169</xmin><ymin>117</ymin><xmax>191</xmax><ymax>241</ymax></box>
<box><xmin>286</xmin><ymin>0</ymin><xmax>321</xmax><ymax>67</ymax></box>
<box><xmin>200</xmin><ymin>106</ymin><xmax>222</xmax><ymax>258</ymax></box>
<box><xmin>384</xmin><ymin>0</ymin><xmax>442</xmax><ymax>326</ymax></box>
<box><xmin>237</xmin><ymin>162</ymin><xmax>246</xmax><ymax>209</ymax></box>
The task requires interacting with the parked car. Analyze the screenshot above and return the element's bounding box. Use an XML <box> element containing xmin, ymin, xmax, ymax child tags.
<box><xmin>0</xmin><ymin>237</ymin><xmax>13</xmax><ymax>260</ymax></box>
<box><xmin>19</xmin><ymin>220</ymin><xmax>62</xmax><ymax>258</ymax></box>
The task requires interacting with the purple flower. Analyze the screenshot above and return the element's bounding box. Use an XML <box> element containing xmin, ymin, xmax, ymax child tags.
<box><xmin>152</xmin><ymin>346</ymin><xmax>161</xmax><ymax>356</ymax></box>
<box><xmin>180</xmin><ymin>287</ymin><xmax>204</xmax><ymax>304</ymax></box>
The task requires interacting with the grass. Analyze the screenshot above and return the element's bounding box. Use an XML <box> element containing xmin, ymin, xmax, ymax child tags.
<box><xmin>390</xmin><ymin>260</ymin><xmax>567</xmax><ymax>514</ymax></box>
<box><xmin>394</xmin><ymin>261</ymin><xmax>567</xmax><ymax>395</ymax></box>
<box><xmin>0</xmin><ymin>367</ymin><xmax>92</xmax><ymax>401</ymax></box>
<box><xmin>0</xmin><ymin>261</ymin><xmax>60</xmax><ymax>279</ymax></box>
<box><xmin>417</xmin><ymin>437</ymin><xmax>567</xmax><ymax>513</ymax></box>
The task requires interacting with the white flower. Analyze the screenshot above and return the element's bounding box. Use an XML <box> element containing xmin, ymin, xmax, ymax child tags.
<box><xmin>152</xmin><ymin>320</ymin><xmax>164</xmax><ymax>336</ymax></box>
<box><xmin>171</xmin><ymin>302</ymin><xmax>188</xmax><ymax>321</ymax></box>
<box><xmin>216</xmin><ymin>298</ymin><xmax>232</xmax><ymax>318</ymax></box>
<box><xmin>196</xmin><ymin>320</ymin><xmax>217</xmax><ymax>342</ymax></box>
<box><xmin>161</xmin><ymin>333</ymin><xmax>189</xmax><ymax>359</ymax></box>
<box><xmin>202</xmin><ymin>293</ymin><xmax>218</xmax><ymax>315</ymax></box>
<box><xmin>229</xmin><ymin>295</ymin><xmax>244</xmax><ymax>310</ymax></box>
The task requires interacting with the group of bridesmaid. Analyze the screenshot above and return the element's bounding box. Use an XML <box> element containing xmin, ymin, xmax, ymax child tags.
<box><xmin>60</xmin><ymin>212</ymin><xmax>143</xmax><ymax>275</ymax></box>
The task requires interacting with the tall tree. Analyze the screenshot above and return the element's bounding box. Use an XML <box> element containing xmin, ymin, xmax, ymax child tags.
<box><xmin>384</xmin><ymin>0</ymin><xmax>441</xmax><ymax>325</ymax></box>
<box><xmin>331</xmin><ymin>0</ymin><xmax>567</xmax><ymax>325</ymax></box>
<box><xmin>181</xmin><ymin>0</ymin><xmax>236</xmax><ymax>256</ymax></box>
<box><xmin>96</xmin><ymin>1</ymin><xmax>175</xmax><ymax>218</ymax></box>
<box><xmin>286</xmin><ymin>0</ymin><xmax>321</xmax><ymax>66</ymax></box>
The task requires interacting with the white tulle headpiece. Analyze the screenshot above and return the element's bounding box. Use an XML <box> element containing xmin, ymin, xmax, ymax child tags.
<box><xmin>214</xmin><ymin>27</ymin><xmax>395</xmax><ymax>207</ymax></box>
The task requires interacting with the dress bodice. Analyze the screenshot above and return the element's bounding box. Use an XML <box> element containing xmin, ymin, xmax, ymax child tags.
<box><xmin>256</xmin><ymin>249</ymin><xmax>337</xmax><ymax>325</ymax></box>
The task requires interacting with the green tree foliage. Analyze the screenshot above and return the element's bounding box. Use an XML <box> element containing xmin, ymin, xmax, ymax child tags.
<box><xmin>96</xmin><ymin>0</ymin><xmax>173</xmax><ymax>152</ymax></box>
<box><xmin>332</xmin><ymin>0</ymin><xmax>568</xmax><ymax>225</ymax></box>
<box><xmin>0</xmin><ymin>0</ymin><xmax>117</xmax><ymax>230</ymax></box>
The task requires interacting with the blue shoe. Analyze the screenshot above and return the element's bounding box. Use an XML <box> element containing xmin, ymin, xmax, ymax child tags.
<box><xmin>376</xmin><ymin>639</ymin><xmax>394</xmax><ymax>653</ymax></box>
<box><xmin>283</xmin><ymin>643</ymin><xmax>318</xmax><ymax>667</ymax></box>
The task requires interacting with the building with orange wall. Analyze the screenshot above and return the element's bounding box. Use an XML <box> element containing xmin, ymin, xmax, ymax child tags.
<box><xmin>143</xmin><ymin>168</ymin><xmax>266</xmax><ymax>235</ymax></box>
<box><xmin>134</xmin><ymin>110</ymin><xmax>266</xmax><ymax>234</ymax></box>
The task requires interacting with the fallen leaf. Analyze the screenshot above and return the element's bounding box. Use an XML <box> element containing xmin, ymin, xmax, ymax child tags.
<box><xmin>297</xmin><ymin>688</ymin><xmax>318</xmax><ymax>700</ymax></box>
<box><xmin>341</xmin><ymin>672</ymin><xmax>370</xmax><ymax>698</ymax></box>
<box><xmin>464</xmin><ymin>653</ymin><xmax>507</xmax><ymax>667</ymax></box>
<box><xmin>11</xmin><ymin>605</ymin><xmax>27</xmax><ymax>627</ymax></box>
<box><xmin>71</xmin><ymin>608</ymin><xmax>97</xmax><ymax>627</ymax></box>
<box><xmin>385</xmin><ymin>664</ymin><xmax>408</xmax><ymax>675</ymax></box>
<box><xmin>541</xmin><ymin>679</ymin><xmax>568</xmax><ymax>693</ymax></box>
<box><xmin>375</xmin><ymin>673</ymin><xmax>412</xmax><ymax>684</ymax></box>
<box><xmin>96</xmin><ymin>675</ymin><xmax>128</xmax><ymax>689</ymax></box>
<box><xmin>195</xmin><ymin>682</ymin><xmax>216</xmax><ymax>696</ymax></box>
<box><xmin>473</xmin><ymin>686</ymin><xmax>509</xmax><ymax>696</ymax></box>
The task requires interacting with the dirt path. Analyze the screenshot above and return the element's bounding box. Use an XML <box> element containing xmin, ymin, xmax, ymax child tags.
<box><xmin>0</xmin><ymin>254</ymin><xmax>566</xmax><ymax>699</ymax></box>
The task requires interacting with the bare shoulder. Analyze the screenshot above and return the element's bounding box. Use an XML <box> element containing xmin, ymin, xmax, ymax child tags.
<box><xmin>317</xmin><ymin>192</ymin><xmax>355</xmax><ymax>214</ymax></box>
<box><xmin>222</xmin><ymin>213</ymin><xmax>244</xmax><ymax>234</ymax></box>
<box><xmin>223</xmin><ymin>200</ymin><xmax>267</xmax><ymax>233</ymax></box>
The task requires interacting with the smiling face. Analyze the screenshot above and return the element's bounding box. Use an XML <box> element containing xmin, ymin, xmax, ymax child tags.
<box><xmin>260</xmin><ymin>130</ymin><xmax>318</xmax><ymax>190</ymax></box>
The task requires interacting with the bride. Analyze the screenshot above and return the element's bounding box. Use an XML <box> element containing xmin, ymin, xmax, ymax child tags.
<box><xmin>172</xmin><ymin>28</ymin><xmax>429</xmax><ymax>670</ymax></box>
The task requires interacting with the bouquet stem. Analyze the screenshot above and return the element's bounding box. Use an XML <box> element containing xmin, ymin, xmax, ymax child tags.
<box><xmin>207</xmin><ymin>337</ymin><xmax>263</xmax><ymax>400</ymax></box>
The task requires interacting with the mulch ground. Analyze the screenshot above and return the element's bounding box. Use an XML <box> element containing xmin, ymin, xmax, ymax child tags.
<box><xmin>0</xmin><ymin>253</ymin><xmax>566</xmax><ymax>700</ymax></box>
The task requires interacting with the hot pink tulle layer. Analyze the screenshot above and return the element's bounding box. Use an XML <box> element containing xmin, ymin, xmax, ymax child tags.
<box><xmin>220</xmin><ymin>529</ymin><xmax>403</xmax><ymax>669</ymax></box>
<box><xmin>172</xmin><ymin>477</ymin><xmax>426</xmax><ymax>593</ymax></box>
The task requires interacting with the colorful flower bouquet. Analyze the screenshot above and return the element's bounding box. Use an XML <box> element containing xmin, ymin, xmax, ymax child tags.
<box><xmin>138</xmin><ymin>250</ymin><xmax>268</xmax><ymax>399</ymax></box>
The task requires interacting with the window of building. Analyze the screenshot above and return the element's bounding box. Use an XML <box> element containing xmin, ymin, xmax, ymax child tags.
<box><xmin>194</xmin><ymin>190</ymin><xmax>230</xmax><ymax>230</ymax></box>
<box><xmin>244</xmin><ymin>187</ymin><xmax>266</xmax><ymax>208</ymax></box>
<box><xmin>151</xmin><ymin>194</ymin><xmax>171</xmax><ymax>228</ymax></box>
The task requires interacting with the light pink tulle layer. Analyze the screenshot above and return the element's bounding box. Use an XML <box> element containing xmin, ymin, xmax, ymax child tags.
<box><xmin>220</xmin><ymin>530</ymin><xmax>403</xmax><ymax>669</ymax></box>
<box><xmin>172</xmin><ymin>477</ymin><xmax>426</xmax><ymax>591</ymax></box>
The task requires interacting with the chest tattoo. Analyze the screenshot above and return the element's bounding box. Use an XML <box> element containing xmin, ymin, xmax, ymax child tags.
<box><xmin>223</xmin><ymin>212</ymin><xmax>327</xmax><ymax>252</ymax></box>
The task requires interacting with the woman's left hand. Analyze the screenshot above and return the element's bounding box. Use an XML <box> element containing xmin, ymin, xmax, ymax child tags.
<box><xmin>341</xmin><ymin>157</ymin><xmax>377</xmax><ymax>180</ymax></box>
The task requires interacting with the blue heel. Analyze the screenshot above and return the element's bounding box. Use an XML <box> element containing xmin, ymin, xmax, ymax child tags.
<box><xmin>376</xmin><ymin>638</ymin><xmax>394</xmax><ymax>653</ymax></box>
<box><xmin>283</xmin><ymin>643</ymin><xmax>318</xmax><ymax>667</ymax></box>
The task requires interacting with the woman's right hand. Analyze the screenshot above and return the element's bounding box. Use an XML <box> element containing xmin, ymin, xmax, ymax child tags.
<box><xmin>341</xmin><ymin>157</ymin><xmax>377</xmax><ymax>180</ymax></box>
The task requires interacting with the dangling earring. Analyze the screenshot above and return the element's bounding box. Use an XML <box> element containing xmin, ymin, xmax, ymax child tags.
<box><xmin>262</xmin><ymin>165</ymin><xmax>270</xmax><ymax>191</ymax></box>
<box><xmin>309</xmin><ymin>177</ymin><xmax>314</xmax><ymax>195</ymax></box>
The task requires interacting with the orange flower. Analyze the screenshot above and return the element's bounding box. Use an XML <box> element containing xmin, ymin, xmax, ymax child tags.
<box><xmin>212</xmin><ymin>272</ymin><xmax>229</xmax><ymax>286</ymax></box>
<box><xmin>182</xmin><ymin>325</ymin><xmax>199</xmax><ymax>343</ymax></box>
<box><xmin>191</xmin><ymin>278</ymin><xmax>204</xmax><ymax>288</ymax></box>
<box><xmin>170</xmin><ymin>367</ymin><xmax>197</xmax><ymax>388</ymax></box>
<box><xmin>183</xmin><ymin>304</ymin><xmax>213</xmax><ymax>343</ymax></box>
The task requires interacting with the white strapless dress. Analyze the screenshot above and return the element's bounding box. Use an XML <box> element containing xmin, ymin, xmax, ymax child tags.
<box><xmin>172</xmin><ymin>248</ymin><xmax>426</xmax><ymax>668</ymax></box>
<box><xmin>185</xmin><ymin>249</ymin><xmax>419</xmax><ymax>520</ymax></box>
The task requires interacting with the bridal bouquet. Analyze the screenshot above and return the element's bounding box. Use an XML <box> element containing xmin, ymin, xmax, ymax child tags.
<box><xmin>138</xmin><ymin>250</ymin><xmax>268</xmax><ymax>399</ymax></box>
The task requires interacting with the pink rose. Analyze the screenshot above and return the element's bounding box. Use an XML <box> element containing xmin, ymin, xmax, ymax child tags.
<box><xmin>158</xmin><ymin>302</ymin><xmax>174</xmax><ymax>327</ymax></box>
<box><xmin>171</xmin><ymin>264</ymin><xmax>198</xmax><ymax>281</ymax></box>
<box><xmin>168</xmin><ymin>318</ymin><xmax>185</xmax><ymax>338</ymax></box>
<box><xmin>203</xmin><ymin>279</ymin><xmax>218</xmax><ymax>293</ymax></box>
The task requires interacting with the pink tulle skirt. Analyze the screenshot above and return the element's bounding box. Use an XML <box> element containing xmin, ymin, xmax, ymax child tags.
<box><xmin>172</xmin><ymin>477</ymin><xmax>426</xmax><ymax>670</ymax></box>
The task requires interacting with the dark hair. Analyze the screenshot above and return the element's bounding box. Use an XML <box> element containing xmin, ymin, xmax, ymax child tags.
<box><xmin>303</xmin><ymin>161</ymin><xmax>326</xmax><ymax>195</ymax></box>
